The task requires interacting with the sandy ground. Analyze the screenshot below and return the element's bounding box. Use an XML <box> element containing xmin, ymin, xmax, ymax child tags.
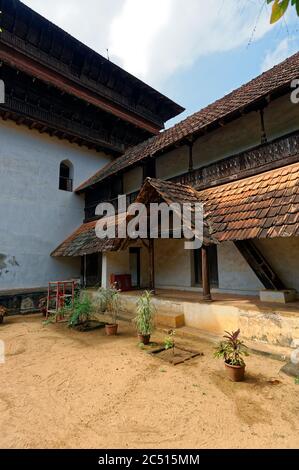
<box><xmin>0</xmin><ymin>315</ymin><xmax>298</xmax><ymax>449</ymax></box>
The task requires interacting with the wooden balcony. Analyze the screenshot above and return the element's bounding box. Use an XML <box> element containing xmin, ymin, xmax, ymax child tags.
<box><xmin>170</xmin><ymin>130</ymin><xmax>299</xmax><ymax>190</ymax></box>
<box><xmin>84</xmin><ymin>130</ymin><xmax>299</xmax><ymax>222</ymax></box>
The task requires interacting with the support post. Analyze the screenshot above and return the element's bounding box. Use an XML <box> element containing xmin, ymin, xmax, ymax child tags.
<box><xmin>83</xmin><ymin>254</ymin><xmax>87</xmax><ymax>288</ymax></box>
<box><xmin>259</xmin><ymin>108</ymin><xmax>267</xmax><ymax>144</ymax></box>
<box><xmin>148</xmin><ymin>238</ymin><xmax>155</xmax><ymax>294</ymax></box>
<box><xmin>202</xmin><ymin>245</ymin><xmax>212</xmax><ymax>301</ymax></box>
<box><xmin>188</xmin><ymin>141</ymin><xmax>194</xmax><ymax>172</ymax></box>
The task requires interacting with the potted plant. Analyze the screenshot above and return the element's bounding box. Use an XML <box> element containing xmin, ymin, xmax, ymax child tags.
<box><xmin>214</xmin><ymin>329</ymin><xmax>249</xmax><ymax>382</ymax></box>
<box><xmin>134</xmin><ymin>291</ymin><xmax>155</xmax><ymax>345</ymax></box>
<box><xmin>96</xmin><ymin>284</ymin><xmax>121</xmax><ymax>336</ymax></box>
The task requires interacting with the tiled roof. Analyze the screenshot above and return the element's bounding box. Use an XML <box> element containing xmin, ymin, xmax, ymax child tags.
<box><xmin>51</xmin><ymin>217</ymin><xmax>124</xmax><ymax>257</ymax></box>
<box><xmin>137</xmin><ymin>177</ymin><xmax>202</xmax><ymax>205</ymax></box>
<box><xmin>199</xmin><ymin>161</ymin><xmax>299</xmax><ymax>241</ymax></box>
<box><xmin>140</xmin><ymin>163</ymin><xmax>299</xmax><ymax>242</ymax></box>
<box><xmin>76</xmin><ymin>52</ymin><xmax>299</xmax><ymax>192</ymax></box>
<box><xmin>53</xmin><ymin>162</ymin><xmax>299</xmax><ymax>257</ymax></box>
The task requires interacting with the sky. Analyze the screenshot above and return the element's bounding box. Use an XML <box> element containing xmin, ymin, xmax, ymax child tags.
<box><xmin>22</xmin><ymin>0</ymin><xmax>299</xmax><ymax>127</ymax></box>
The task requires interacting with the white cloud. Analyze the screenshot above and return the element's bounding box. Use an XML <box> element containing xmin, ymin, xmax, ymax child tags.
<box><xmin>22</xmin><ymin>0</ymin><xmax>278</xmax><ymax>87</ymax></box>
<box><xmin>22</xmin><ymin>0</ymin><xmax>124</xmax><ymax>57</ymax></box>
<box><xmin>108</xmin><ymin>0</ymin><xmax>273</xmax><ymax>86</ymax></box>
<box><xmin>261</xmin><ymin>37</ymin><xmax>297</xmax><ymax>72</ymax></box>
<box><xmin>109</xmin><ymin>0</ymin><xmax>172</xmax><ymax>78</ymax></box>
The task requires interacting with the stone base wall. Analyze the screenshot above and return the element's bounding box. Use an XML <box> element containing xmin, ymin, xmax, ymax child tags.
<box><xmin>0</xmin><ymin>288</ymin><xmax>47</xmax><ymax>315</ymax></box>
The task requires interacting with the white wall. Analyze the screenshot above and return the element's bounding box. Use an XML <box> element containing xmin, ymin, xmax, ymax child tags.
<box><xmin>0</xmin><ymin>119</ymin><xmax>112</xmax><ymax>291</ymax></box>
<box><xmin>217</xmin><ymin>242</ymin><xmax>263</xmax><ymax>294</ymax></box>
<box><xmin>192</xmin><ymin>111</ymin><xmax>261</xmax><ymax>169</ymax></box>
<box><xmin>156</xmin><ymin>146</ymin><xmax>189</xmax><ymax>180</ymax></box>
<box><xmin>155</xmin><ymin>239</ymin><xmax>192</xmax><ymax>288</ymax></box>
<box><xmin>123</xmin><ymin>166</ymin><xmax>143</xmax><ymax>194</ymax></box>
<box><xmin>217</xmin><ymin>239</ymin><xmax>299</xmax><ymax>295</ymax></box>
<box><xmin>255</xmin><ymin>237</ymin><xmax>299</xmax><ymax>292</ymax></box>
<box><xmin>264</xmin><ymin>94</ymin><xmax>299</xmax><ymax>141</ymax></box>
<box><xmin>102</xmin><ymin>251</ymin><xmax>130</xmax><ymax>288</ymax></box>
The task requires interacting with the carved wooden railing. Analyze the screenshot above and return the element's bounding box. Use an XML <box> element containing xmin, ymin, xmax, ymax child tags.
<box><xmin>84</xmin><ymin>131</ymin><xmax>299</xmax><ymax>221</ymax></box>
<box><xmin>0</xmin><ymin>95</ymin><xmax>125</xmax><ymax>153</ymax></box>
<box><xmin>170</xmin><ymin>131</ymin><xmax>299</xmax><ymax>189</ymax></box>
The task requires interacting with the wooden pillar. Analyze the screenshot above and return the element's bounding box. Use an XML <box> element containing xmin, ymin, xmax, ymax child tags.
<box><xmin>188</xmin><ymin>141</ymin><xmax>194</xmax><ymax>172</ymax></box>
<box><xmin>148</xmin><ymin>238</ymin><xmax>155</xmax><ymax>294</ymax></box>
<box><xmin>83</xmin><ymin>254</ymin><xmax>87</xmax><ymax>288</ymax></box>
<box><xmin>259</xmin><ymin>109</ymin><xmax>267</xmax><ymax>144</ymax></box>
<box><xmin>202</xmin><ymin>245</ymin><xmax>212</xmax><ymax>301</ymax></box>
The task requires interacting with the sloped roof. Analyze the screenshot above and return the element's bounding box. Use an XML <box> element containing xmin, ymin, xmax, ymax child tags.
<box><xmin>137</xmin><ymin>178</ymin><xmax>202</xmax><ymax>205</ymax></box>
<box><xmin>52</xmin><ymin>162</ymin><xmax>299</xmax><ymax>257</ymax></box>
<box><xmin>199</xmin><ymin>161</ymin><xmax>299</xmax><ymax>241</ymax></box>
<box><xmin>51</xmin><ymin>217</ymin><xmax>124</xmax><ymax>257</ymax></box>
<box><xmin>76</xmin><ymin>52</ymin><xmax>299</xmax><ymax>192</ymax></box>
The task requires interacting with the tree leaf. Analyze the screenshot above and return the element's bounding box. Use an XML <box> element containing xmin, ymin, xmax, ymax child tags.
<box><xmin>270</xmin><ymin>0</ymin><xmax>290</xmax><ymax>23</ymax></box>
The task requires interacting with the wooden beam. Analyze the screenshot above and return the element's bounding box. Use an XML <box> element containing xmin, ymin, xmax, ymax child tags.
<box><xmin>188</xmin><ymin>141</ymin><xmax>194</xmax><ymax>172</ymax></box>
<box><xmin>202</xmin><ymin>245</ymin><xmax>212</xmax><ymax>301</ymax></box>
<box><xmin>259</xmin><ymin>108</ymin><xmax>267</xmax><ymax>144</ymax></box>
<box><xmin>0</xmin><ymin>43</ymin><xmax>161</xmax><ymax>135</ymax></box>
<box><xmin>148</xmin><ymin>238</ymin><xmax>155</xmax><ymax>294</ymax></box>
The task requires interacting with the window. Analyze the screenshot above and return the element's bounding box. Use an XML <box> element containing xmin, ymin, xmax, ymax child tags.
<box><xmin>143</xmin><ymin>159</ymin><xmax>156</xmax><ymax>179</ymax></box>
<box><xmin>110</xmin><ymin>177</ymin><xmax>123</xmax><ymax>199</ymax></box>
<box><xmin>129</xmin><ymin>248</ymin><xmax>141</xmax><ymax>288</ymax></box>
<box><xmin>59</xmin><ymin>160</ymin><xmax>73</xmax><ymax>192</ymax></box>
<box><xmin>194</xmin><ymin>245</ymin><xmax>219</xmax><ymax>287</ymax></box>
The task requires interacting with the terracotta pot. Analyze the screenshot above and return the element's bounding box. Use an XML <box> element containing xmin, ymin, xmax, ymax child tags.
<box><xmin>138</xmin><ymin>334</ymin><xmax>151</xmax><ymax>345</ymax></box>
<box><xmin>225</xmin><ymin>362</ymin><xmax>245</xmax><ymax>382</ymax></box>
<box><xmin>105</xmin><ymin>323</ymin><xmax>118</xmax><ymax>336</ymax></box>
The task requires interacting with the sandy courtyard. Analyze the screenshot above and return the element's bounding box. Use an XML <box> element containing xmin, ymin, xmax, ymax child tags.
<box><xmin>0</xmin><ymin>315</ymin><xmax>298</xmax><ymax>449</ymax></box>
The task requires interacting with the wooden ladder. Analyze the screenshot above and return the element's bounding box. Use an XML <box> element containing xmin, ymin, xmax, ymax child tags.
<box><xmin>234</xmin><ymin>240</ymin><xmax>285</xmax><ymax>290</ymax></box>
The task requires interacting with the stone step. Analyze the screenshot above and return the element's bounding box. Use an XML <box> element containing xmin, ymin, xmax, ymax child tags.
<box><xmin>155</xmin><ymin>311</ymin><xmax>185</xmax><ymax>329</ymax></box>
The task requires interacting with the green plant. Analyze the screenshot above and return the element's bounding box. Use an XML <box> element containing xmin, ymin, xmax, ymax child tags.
<box><xmin>214</xmin><ymin>329</ymin><xmax>249</xmax><ymax>367</ymax></box>
<box><xmin>295</xmin><ymin>377</ymin><xmax>299</xmax><ymax>385</ymax></box>
<box><xmin>95</xmin><ymin>284</ymin><xmax>121</xmax><ymax>325</ymax></box>
<box><xmin>94</xmin><ymin>287</ymin><xmax>109</xmax><ymax>312</ymax></box>
<box><xmin>68</xmin><ymin>293</ymin><xmax>93</xmax><ymax>327</ymax></box>
<box><xmin>134</xmin><ymin>290</ymin><xmax>155</xmax><ymax>336</ymax></box>
<box><xmin>267</xmin><ymin>0</ymin><xmax>299</xmax><ymax>24</ymax></box>
<box><xmin>164</xmin><ymin>330</ymin><xmax>176</xmax><ymax>351</ymax></box>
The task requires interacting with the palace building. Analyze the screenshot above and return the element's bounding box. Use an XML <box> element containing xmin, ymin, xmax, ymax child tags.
<box><xmin>1</xmin><ymin>1</ymin><xmax>299</xmax><ymax>354</ymax></box>
<box><xmin>0</xmin><ymin>0</ymin><xmax>183</xmax><ymax>310</ymax></box>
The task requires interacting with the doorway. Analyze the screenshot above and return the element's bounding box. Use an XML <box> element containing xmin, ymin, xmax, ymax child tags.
<box><xmin>129</xmin><ymin>248</ymin><xmax>141</xmax><ymax>289</ymax></box>
<box><xmin>81</xmin><ymin>253</ymin><xmax>102</xmax><ymax>287</ymax></box>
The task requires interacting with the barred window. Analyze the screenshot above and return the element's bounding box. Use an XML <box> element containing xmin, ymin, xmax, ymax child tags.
<box><xmin>59</xmin><ymin>160</ymin><xmax>73</xmax><ymax>192</ymax></box>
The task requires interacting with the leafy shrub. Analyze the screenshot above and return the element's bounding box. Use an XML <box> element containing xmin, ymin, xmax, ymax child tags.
<box><xmin>134</xmin><ymin>290</ymin><xmax>155</xmax><ymax>336</ymax></box>
<box><xmin>214</xmin><ymin>329</ymin><xmax>249</xmax><ymax>366</ymax></box>
<box><xmin>68</xmin><ymin>293</ymin><xmax>93</xmax><ymax>327</ymax></box>
<box><xmin>164</xmin><ymin>330</ymin><xmax>176</xmax><ymax>350</ymax></box>
<box><xmin>95</xmin><ymin>284</ymin><xmax>121</xmax><ymax>325</ymax></box>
